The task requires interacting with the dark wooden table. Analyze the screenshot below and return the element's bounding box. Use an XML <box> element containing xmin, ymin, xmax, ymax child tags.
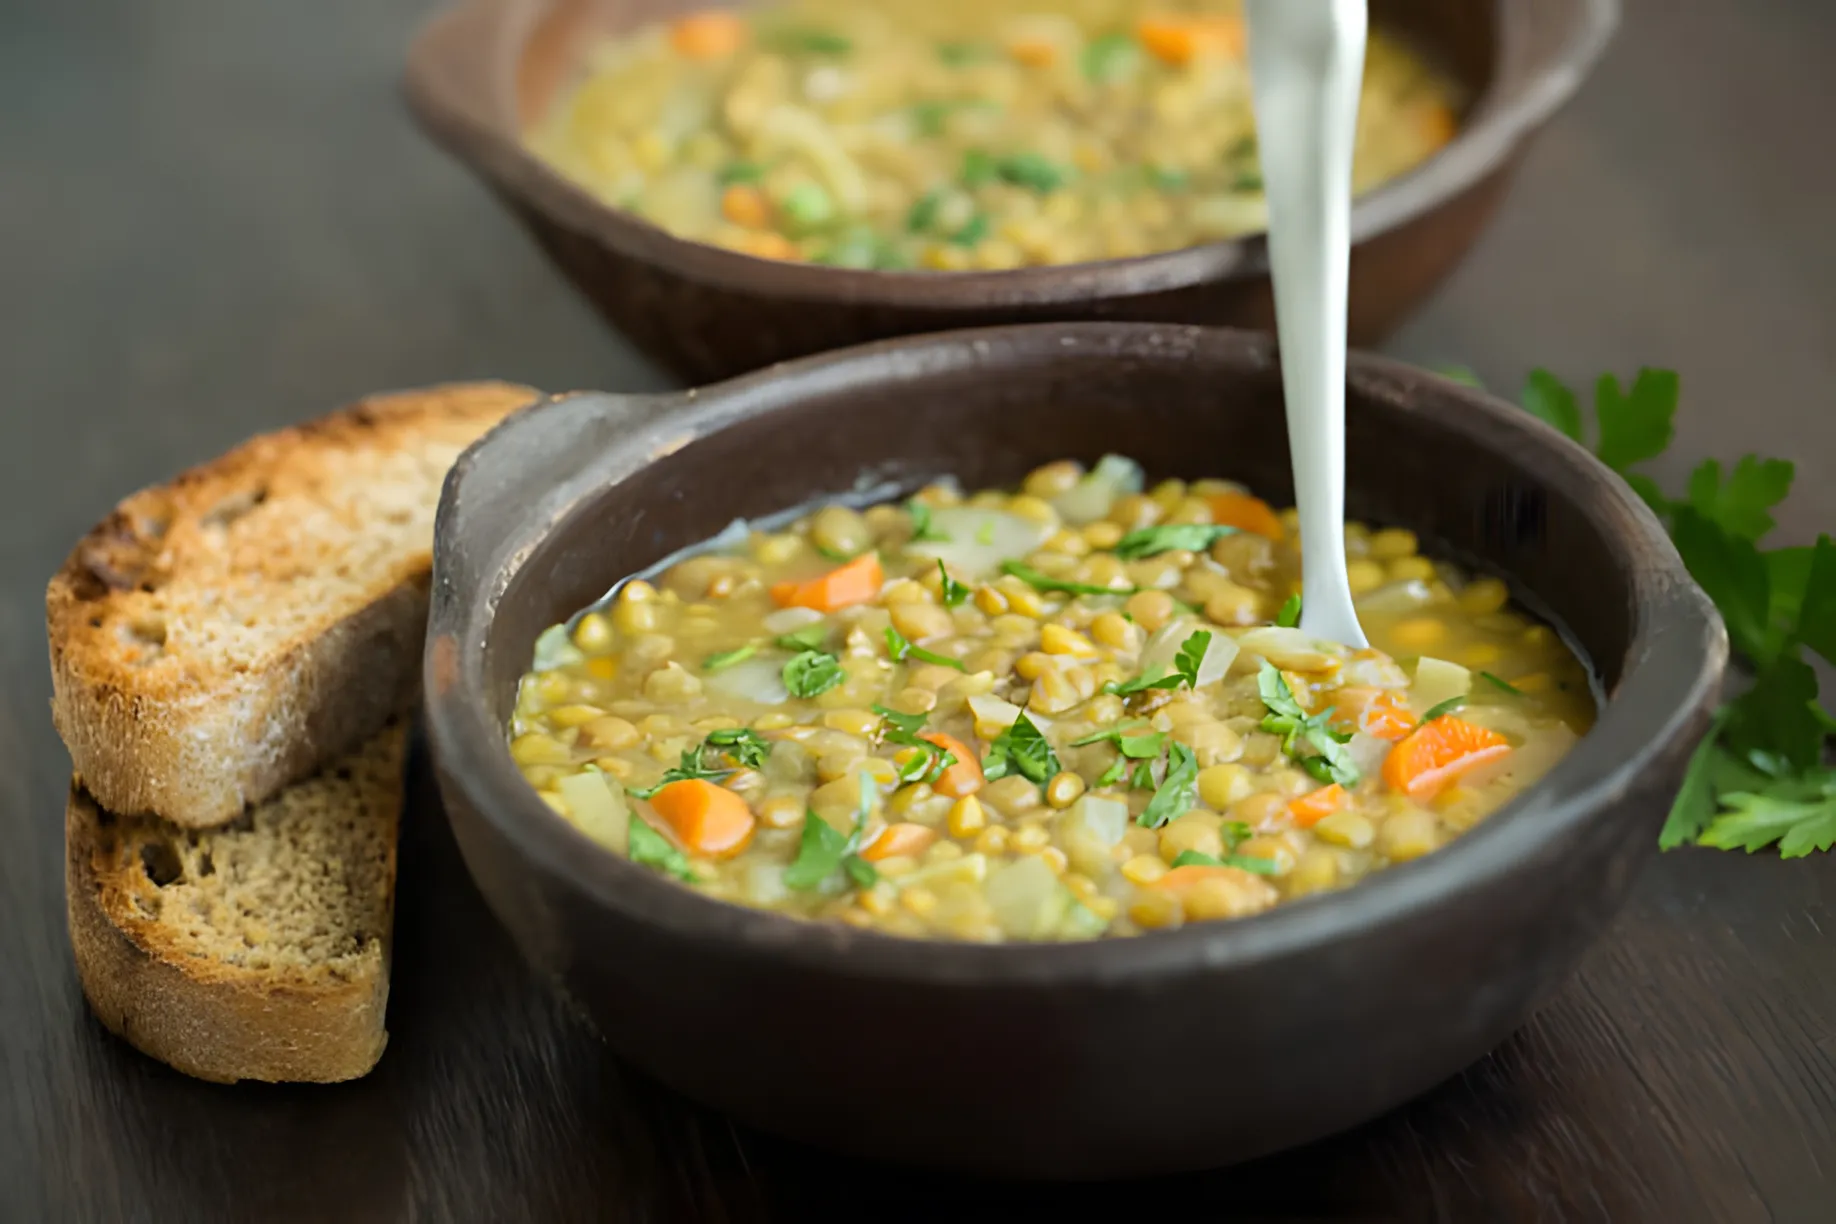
<box><xmin>5</xmin><ymin>1</ymin><xmax>1833</xmax><ymax>1219</ymax></box>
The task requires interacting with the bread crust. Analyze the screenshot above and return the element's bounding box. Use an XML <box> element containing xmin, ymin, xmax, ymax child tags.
<box><xmin>47</xmin><ymin>381</ymin><xmax>536</xmax><ymax>827</ymax></box>
<box><xmin>64</xmin><ymin>726</ymin><xmax>407</xmax><ymax>1084</ymax></box>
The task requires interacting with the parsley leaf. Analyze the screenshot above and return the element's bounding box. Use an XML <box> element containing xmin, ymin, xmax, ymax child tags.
<box><xmin>884</xmin><ymin>625</ymin><xmax>967</xmax><ymax>671</ymax></box>
<box><xmin>1686</xmin><ymin>456</ymin><xmax>1794</xmax><ymax>543</ymax></box>
<box><xmin>1000</xmin><ymin>560</ymin><xmax>1130</xmax><ymax>597</ymax></box>
<box><xmin>1521</xmin><ymin>369</ymin><xmax>1584</xmax><ymax>442</ymax></box>
<box><xmin>1108</xmin><ymin>630</ymin><xmax>1211</xmax><ymax>695</ymax></box>
<box><xmin>1081</xmin><ymin>31</ymin><xmax>1138</xmax><ymax>82</ymax></box>
<box><xmin>1096</xmin><ymin>757</ymin><xmax>1129</xmax><ymax>787</ymax></box>
<box><xmin>1660</xmin><ymin>709</ymin><xmax>1734</xmax><ymax>850</ymax></box>
<box><xmin>1170</xmin><ymin>849</ymin><xmax>1281</xmax><ymax>875</ymax></box>
<box><xmin>1593</xmin><ymin>369</ymin><xmax>1679</xmax><ymax>474</ymax></box>
<box><xmin>1478</xmin><ymin>671</ymin><xmax>1524</xmax><ymax>697</ymax></box>
<box><xmin>937</xmin><ymin>561</ymin><xmax>970</xmax><ymax>608</ymax></box>
<box><xmin>1113</xmin><ymin>524</ymin><xmax>1237</xmax><ymax>559</ymax></box>
<box><xmin>1726</xmin><ymin>656</ymin><xmax>1825</xmax><ymax>775</ymax></box>
<box><xmin>1275</xmin><ymin>593</ymin><xmax>1303</xmax><ymax>628</ymax></box>
<box><xmin>908</xmin><ymin>498</ymin><xmax>949</xmax><ymax>542</ymax></box>
<box><xmin>1070</xmin><ymin>721</ymin><xmax>1166</xmax><ymax>759</ymax></box>
<box><xmin>783</xmin><ymin>650</ymin><xmax>845</xmax><ymax>698</ymax></box>
<box><xmin>1793</xmin><ymin>535</ymin><xmax>1836</xmax><ymax>667</ymax></box>
<box><xmin>626</xmin><ymin>728</ymin><xmax>770</xmax><ymax>798</ymax></box>
<box><xmin>775</xmin><ymin>623</ymin><xmax>829</xmax><ymax>653</ymax></box>
<box><xmin>786</xmin><ymin>773</ymin><xmax>879</xmax><ymax>891</ymax></box>
<box><xmin>628</xmin><ymin>821</ymin><xmax>695</xmax><ymax>881</ymax></box>
<box><xmin>1129</xmin><ymin>759</ymin><xmax>1157</xmax><ymax>790</ymax></box>
<box><xmin>1256</xmin><ymin>663</ymin><xmax>1360</xmax><ymax>785</ymax></box>
<box><xmin>1222</xmin><ymin>820</ymin><xmax>1252</xmax><ymax>850</ymax></box>
<box><xmin>1698</xmin><ymin>772</ymin><xmax>1836</xmax><ymax>858</ymax></box>
<box><xmin>1421</xmin><ymin>695</ymin><xmax>1466</xmax><ymax>722</ymax></box>
<box><xmin>702</xmin><ymin>643</ymin><xmax>760</xmax><ymax>672</ymax></box>
<box><xmin>703</xmin><ymin>727</ymin><xmax>770</xmax><ymax>772</ymax></box>
<box><xmin>1138</xmin><ymin>742</ymin><xmax>1199</xmax><ymax>828</ymax></box>
<box><xmin>872</xmin><ymin>704</ymin><xmax>956</xmax><ymax>785</ymax></box>
<box><xmin>1257</xmin><ymin>661</ymin><xmax>1306</xmax><ymax>721</ymax></box>
<box><xmin>982</xmin><ymin>712</ymin><xmax>1058</xmax><ymax>785</ymax></box>
<box><xmin>1671</xmin><ymin>506</ymin><xmax>1774</xmax><ymax>663</ymax></box>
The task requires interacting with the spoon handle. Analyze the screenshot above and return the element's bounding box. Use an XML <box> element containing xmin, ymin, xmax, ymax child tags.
<box><xmin>1245</xmin><ymin>0</ymin><xmax>1369</xmax><ymax>649</ymax></box>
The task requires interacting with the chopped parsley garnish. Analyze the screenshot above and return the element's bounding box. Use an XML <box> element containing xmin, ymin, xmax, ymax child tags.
<box><xmin>884</xmin><ymin>626</ymin><xmax>966</xmax><ymax>671</ymax></box>
<box><xmin>982</xmin><ymin>711</ymin><xmax>1058</xmax><ymax>785</ymax></box>
<box><xmin>872</xmin><ymin>704</ymin><xmax>956</xmax><ymax>785</ymax></box>
<box><xmin>785</xmin><ymin>773</ymin><xmax>879</xmax><ymax>891</ymax></box>
<box><xmin>937</xmin><ymin>40</ymin><xmax>993</xmax><ymax>66</ymax></box>
<box><xmin>783</xmin><ymin>649</ymin><xmax>845</xmax><ymax>698</ymax></box>
<box><xmin>1169</xmin><ymin>849</ymin><xmax>1281</xmax><ymax>875</ymax></box>
<box><xmin>1275</xmin><ymin>593</ymin><xmax>1303</xmax><ymax>628</ymax></box>
<box><xmin>937</xmin><ymin>561</ymin><xmax>970</xmax><ymax>608</ymax></box>
<box><xmin>1081</xmin><ymin>31</ymin><xmax>1138</xmax><ymax>82</ymax></box>
<box><xmin>1421</xmin><ymin>695</ymin><xmax>1466</xmax><ymax>722</ymax></box>
<box><xmin>717</xmin><ymin>161</ymin><xmax>764</xmax><ymax>185</ymax></box>
<box><xmin>974</xmin><ymin>518</ymin><xmax>997</xmax><ymax>545</ymax></box>
<box><xmin>1097</xmin><ymin>757</ymin><xmax>1129</xmax><ymax>787</ymax></box>
<box><xmin>1113</xmin><ymin>523</ymin><xmax>1238</xmax><ymax>559</ymax></box>
<box><xmin>775</xmin><ymin>623</ymin><xmax>828</xmax><ymax>653</ymax></box>
<box><xmin>626</xmin><ymin>728</ymin><xmax>771</xmax><ymax>799</ymax></box>
<box><xmin>907</xmin><ymin>189</ymin><xmax>945</xmax><ymax>234</ymax></box>
<box><xmin>960</xmin><ymin>148</ymin><xmax>997</xmax><ymax>187</ymax></box>
<box><xmin>994</xmin><ymin>152</ymin><xmax>1068</xmax><ymax>194</ymax></box>
<box><xmin>1222</xmin><ymin>820</ymin><xmax>1253</xmax><ymax>850</ymax></box>
<box><xmin>628</xmin><ymin>821</ymin><xmax>696</xmax><ymax>882</ymax></box>
<box><xmin>1001</xmin><ymin>560</ymin><xmax>1129</xmax><ymax>597</ymax></box>
<box><xmin>1070</xmin><ymin>721</ymin><xmax>1166</xmax><ymax>759</ymax></box>
<box><xmin>950</xmin><ymin>212</ymin><xmax>990</xmax><ymax>248</ymax></box>
<box><xmin>1256</xmin><ymin>662</ymin><xmax>1361</xmax><ymax>787</ymax></box>
<box><xmin>1138</xmin><ymin>742</ymin><xmax>1199</xmax><ymax>828</ymax></box>
<box><xmin>1479</xmin><ymin>671</ymin><xmax>1524</xmax><ymax>697</ymax></box>
<box><xmin>702</xmin><ymin>643</ymin><xmax>760</xmax><ymax>672</ymax></box>
<box><xmin>769</xmin><ymin>26</ymin><xmax>852</xmax><ymax>55</ymax></box>
<box><xmin>1107</xmin><ymin>630</ymin><xmax>1210</xmax><ymax>695</ymax></box>
<box><xmin>908</xmin><ymin>498</ymin><xmax>949</xmax><ymax>542</ymax></box>
<box><xmin>1129</xmin><ymin>759</ymin><xmax>1157</xmax><ymax>790</ymax></box>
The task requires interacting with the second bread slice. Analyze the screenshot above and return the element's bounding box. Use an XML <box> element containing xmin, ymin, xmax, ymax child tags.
<box><xmin>47</xmin><ymin>381</ymin><xmax>537</xmax><ymax>827</ymax></box>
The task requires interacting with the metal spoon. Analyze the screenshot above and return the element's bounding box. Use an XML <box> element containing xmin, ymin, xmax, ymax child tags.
<box><xmin>1244</xmin><ymin>0</ymin><xmax>1370</xmax><ymax>648</ymax></box>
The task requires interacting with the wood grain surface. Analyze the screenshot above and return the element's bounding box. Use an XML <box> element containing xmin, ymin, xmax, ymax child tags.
<box><xmin>3</xmin><ymin>0</ymin><xmax>1832</xmax><ymax>1220</ymax></box>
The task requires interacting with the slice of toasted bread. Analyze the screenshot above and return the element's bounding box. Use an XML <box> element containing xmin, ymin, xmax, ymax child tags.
<box><xmin>47</xmin><ymin>381</ymin><xmax>537</xmax><ymax>828</ymax></box>
<box><xmin>66</xmin><ymin>722</ymin><xmax>407</xmax><ymax>1084</ymax></box>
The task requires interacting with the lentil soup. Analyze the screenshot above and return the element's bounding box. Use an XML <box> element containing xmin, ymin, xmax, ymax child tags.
<box><xmin>526</xmin><ymin>0</ymin><xmax>1461</xmax><ymax>270</ymax></box>
<box><xmin>509</xmin><ymin>458</ymin><xmax>1593</xmax><ymax>942</ymax></box>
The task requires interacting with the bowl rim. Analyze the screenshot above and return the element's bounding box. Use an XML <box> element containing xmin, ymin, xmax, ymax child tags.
<box><xmin>402</xmin><ymin>0</ymin><xmax>1621</xmax><ymax>306</ymax></box>
<box><xmin>425</xmin><ymin>321</ymin><xmax>1726</xmax><ymax>986</ymax></box>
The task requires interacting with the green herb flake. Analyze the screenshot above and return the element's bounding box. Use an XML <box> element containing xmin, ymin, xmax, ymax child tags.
<box><xmin>717</xmin><ymin>161</ymin><xmax>765</xmax><ymax>186</ymax></box>
<box><xmin>1129</xmin><ymin>759</ymin><xmax>1157</xmax><ymax>790</ymax></box>
<box><xmin>907</xmin><ymin>189</ymin><xmax>946</xmax><ymax>234</ymax></box>
<box><xmin>1257</xmin><ymin>662</ymin><xmax>1360</xmax><ymax>786</ymax></box>
<box><xmin>908</xmin><ymin>498</ymin><xmax>949</xmax><ymax>542</ymax></box>
<box><xmin>703</xmin><ymin>727</ymin><xmax>769</xmax><ymax>772</ymax></box>
<box><xmin>1001</xmin><ymin>560</ymin><xmax>1128</xmax><ymax>598</ymax></box>
<box><xmin>783</xmin><ymin>649</ymin><xmax>845</xmax><ymax>698</ymax></box>
<box><xmin>982</xmin><ymin>711</ymin><xmax>1059</xmax><ymax>786</ymax></box>
<box><xmin>1113</xmin><ymin>523</ymin><xmax>1238</xmax><ymax>559</ymax></box>
<box><xmin>949</xmin><ymin>211</ymin><xmax>990</xmax><ymax>248</ymax></box>
<box><xmin>884</xmin><ymin>626</ymin><xmax>967</xmax><ymax>671</ymax></box>
<box><xmin>1169</xmin><ymin>849</ymin><xmax>1281</xmax><ymax>875</ymax></box>
<box><xmin>1096</xmin><ymin>757</ymin><xmax>1129</xmax><ymax>787</ymax></box>
<box><xmin>1081</xmin><ymin>32</ymin><xmax>1138</xmax><ymax>82</ymax></box>
<box><xmin>786</xmin><ymin>774</ymin><xmax>878</xmax><ymax>891</ymax></box>
<box><xmin>1275</xmin><ymin>593</ymin><xmax>1303</xmax><ymax>628</ymax></box>
<box><xmin>1479</xmin><ymin>671</ymin><xmax>1525</xmax><ymax>697</ymax></box>
<box><xmin>974</xmin><ymin>517</ymin><xmax>997</xmax><ymax>545</ymax></box>
<box><xmin>628</xmin><ymin>821</ymin><xmax>695</xmax><ymax>882</ymax></box>
<box><xmin>873</xmin><ymin>704</ymin><xmax>956</xmax><ymax>785</ymax></box>
<box><xmin>771</xmin><ymin>27</ymin><xmax>852</xmax><ymax>56</ymax></box>
<box><xmin>937</xmin><ymin>561</ymin><xmax>970</xmax><ymax>608</ymax></box>
<box><xmin>1138</xmin><ymin>742</ymin><xmax>1199</xmax><ymax>828</ymax></box>
<box><xmin>1420</xmin><ymin>695</ymin><xmax>1466</xmax><ymax>722</ymax></box>
<box><xmin>702</xmin><ymin>643</ymin><xmax>760</xmax><ymax>673</ymax></box>
<box><xmin>996</xmin><ymin>152</ymin><xmax>1068</xmax><ymax>193</ymax></box>
<box><xmin>960</xmin><ymin>149</ymin><xmax>997</xmax><ymax>188</ymax></box>
<box><xmin>1071</xmin><ymin>721</ymin><xmax>1166</xmax><ymax>760</ymax></box>
<box><xmin>775</xmin><ymin>623</ymin><xmax>828</xmax><ymax>653</ymax></box>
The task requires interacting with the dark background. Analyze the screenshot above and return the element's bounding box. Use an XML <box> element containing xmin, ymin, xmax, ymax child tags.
<box><xmin>4</xmin><ymin>0</ymin><xmax>1833</xmax><ymax>1220</ymax></box>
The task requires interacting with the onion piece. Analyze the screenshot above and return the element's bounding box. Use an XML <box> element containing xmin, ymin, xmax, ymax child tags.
<box><xmin>1139</xmin><ymin>619</ymin><xmax>1239</xmax><ymax>687</ymax></box>
<box><xmin>1237</xmin><ymin>626</ymin><xmax>1345</xmax><ymax>672</ymax></box>
<box><xmin>556</xmin><ymin>771</ymin><xmax>630</xmax><ymax>853</ymax></box>
<box><xmin>986</xmin><ymin>856</ymin><xmax>1072</xmax><ymax>940</ymax></box>
<box><xmin>967</xmin><ymin>693</ymin><xmax>1054</xmax><ymax>736</ymax></box>
<box><xmin>705</xmin><ymin>654</ymin><xmax>790</xmax><ymax>705</ymax></box>
<box><xmin>906</xmin><ymin>507</ymin><xmax>1053</xmax><ymax>579</ymax></box>
<box><xmin>532</xmin><ymin>623</ymin><xmax>584</xmax><ymax>672</ymax></box>
<box><xmin>1052</xmin><ymin>454</ymin><xmax>1144</xmax><ymax>525</ymax></box>
<box><xmin>762</xmin><ymin>606</ymin><xmax>824</xmax><ymax>635</ymax></box>
<box><xmin>1411</xmin><ymin>657</ymin><xmax>1472</xmax><ymax>714</ymax></box>
<box><xmin>1345</xmin><ymin>733</ymin><xmax>1393</xmax><ymax>777</ymax></box>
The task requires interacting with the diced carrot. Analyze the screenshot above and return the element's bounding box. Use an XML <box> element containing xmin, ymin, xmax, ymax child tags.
<box><xmin>1208</xmin><ymin>492</ymin><xmax>1285</xmax><ymax>540</ymax></box>
<box><xmin>1151</xmin><ymin>864</ymin><xmax>1253</xmax><ymax>895</ymax></box>
<box><xmin>721</xmin><ymin>184</ymin><xmax>770</xmax><ymax>229</ymax></box>
<box><xmin>920</xmin><ymin>731</ymin><xmax>984</xmax><ymax>797</ymax></box>
<box><xmin>1137</xmin><ymin>15</ymin><xmax>1244</xmax><ymax>66</ymax></box>
<box><xmin>1382</xmin><ymin>716</ymin><xmax>1512</xmax><ymax>801</ymax></box>
<box><xmin>648</xmin><ymin>779</ymin><xmax>755</xmax><ymax>858</ymax></box>
<box><xmin>770</xmin><ymin>553</ymin><xmax>884</xmax><ymax>611</ymax></box>
<box><xmin>670</xmin><ymin>11</ymin><xmax>747</xmax><ymax>59</ymax></box>
<box><xmin>1008</xmin><ymin>37</ymin><xmax>1058</xmax><ymax>67</ymax></box>
<box><xmin>862</xmin><ymin>822</ymin><xmax>938</xmax><ymax>863</ymax></box>
<box><xmin>1329</xmin><ymin>687</ymin><xmax>1415</xmax><ymax>742</ymax></box>
<box><xmin>1287</xmin><ymin>783</ymin><xmax>1348</xmax><ymax>828</ymax></box>
<box><xmin>733</xmin><ymin>231</ymin><xmax>800</xmax><ymax>261</ymax></box>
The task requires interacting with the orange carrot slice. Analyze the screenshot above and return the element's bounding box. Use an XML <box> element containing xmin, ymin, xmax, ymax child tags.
<box><xmin>1329</xmin><ymin>688</ymin><xmax>1415</xmax><ymax>742</ymax></box>
<box><xmin>861</xmin><ymin>822</ymin><xmax>938</xmax><ymax>863</ymax></box>
<box><xmin>920</xmin><ymin>731</ymin><xmax>984</xmax><ymax>797</ymax></box>
<box><xmin>721</xmin><ymin>184</ymin><xmax>770</xmax><ymax>229</ymax></box>
<box><xmin>770</xmin><ymin>553</ymin><xmax>884</xmax><ymax>611</ymax></box>
<box><xmin>1208</xmin><ymin>492</ymin><xmax>1285</xmax><ymax>540</ymax></box>
<box><xmin>648</xmin><ymin>779</ymin><xmax>755</xmax><ymax>858</ymax></box>
<box><xmin>1138</xmin><ymin>15</ymin><xmax>1244</xmax><ymax>66</ymax></box>
<box><xmin>670</xmin><ymin>11</ymin><xmax>747</xmax><ymax>59</ymax></box>
<box><xmin>1382</xmin><ymin>716</ymin><xmax>1512</xmax><ymax>801</ymax></box>
<box><xmin>1287</xmin><ymin>783</ymin><xmax>1348</xmax><ymax>828</ymax></box>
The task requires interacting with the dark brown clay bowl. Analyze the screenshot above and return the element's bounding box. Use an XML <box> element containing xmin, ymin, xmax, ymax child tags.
<box><xmin>404</xmin><ymin>0</ymin><xmax>1619</xmax><ymax>382</ymax></box>
<box><xmin>423</xmin><ymin>322</ymin><xmax>1723</xmax><ymax>1179</ymax></box>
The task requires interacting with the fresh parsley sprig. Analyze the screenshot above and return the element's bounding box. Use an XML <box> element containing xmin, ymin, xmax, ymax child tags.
<box><xmin>982</xmin><ymin>711</ymin><xmax>1059</xmax><ymax>785</ymax></box>
<box><xmin>1256</xmin><ymin>662</ymin><xmax>1361</xmax><ymax>787</ymax></box>
<box><xmin>884</xmin><ymin>625</ymin><xmax>966</xmax><ymax>671</ymax></box>
<box><xmin>872</xmin><ymin>704</ymin><xmax>956</xmax><ymax>785</ymax></box>
<box><xmin>627</xmin><ymin>728</ymin><xmax>771</xmax><ymax>799</ymax></box>
<box><xmin>785</xmin><ymin>772</ymin><xmax>879</xmax><ymax>891</ymax></box>
<box><xmin>1503</xmin><ymin>366</ymin><xmax>1836</xmax><ymax>858</ymax></box>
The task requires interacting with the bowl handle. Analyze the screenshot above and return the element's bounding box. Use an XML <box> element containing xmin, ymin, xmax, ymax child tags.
<box><xmin>431</xmin><ymin>390</ymin><xmax>684</xmax><ymax>620</ymax></box>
